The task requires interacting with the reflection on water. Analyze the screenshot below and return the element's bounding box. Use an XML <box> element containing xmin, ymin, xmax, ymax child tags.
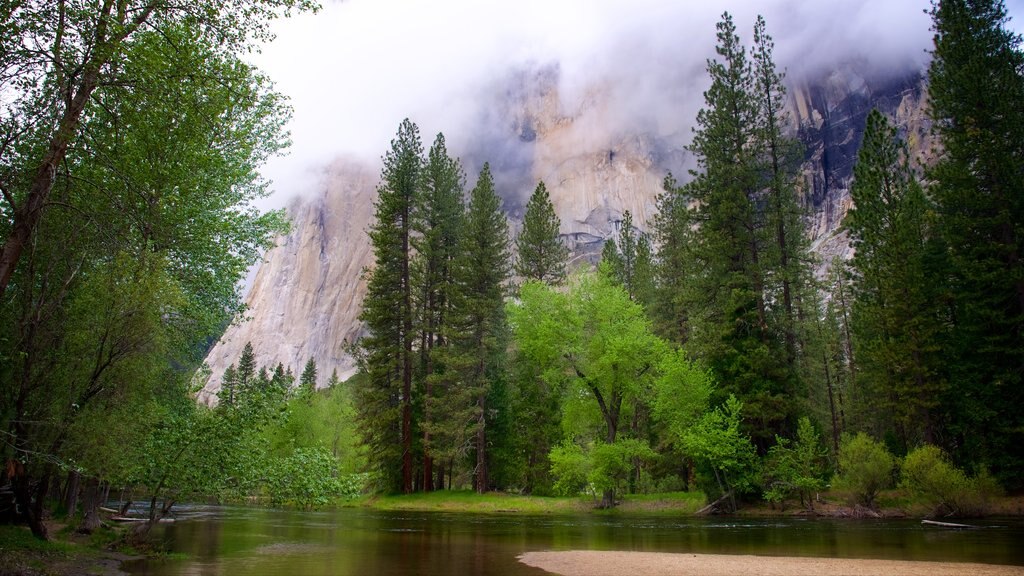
<box><xmin>125</xmin><ymin>505</ymin><xmax>1024</xmax><ymax>575</ymax></box>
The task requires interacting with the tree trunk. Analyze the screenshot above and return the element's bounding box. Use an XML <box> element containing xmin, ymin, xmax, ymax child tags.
<box><xmin>475</xmin><ymin>390</ymin><xmax>487</xmax><ymax>494</ymax></box>
<box><xmin>78</xmin><ymin>478</ymin><xmax>102</xmax><ymax>534</ymax></box>
<box><xmin>63</xmin><ymin>470</ymin><xmax>80</xmax><ymax>518</ymax></box>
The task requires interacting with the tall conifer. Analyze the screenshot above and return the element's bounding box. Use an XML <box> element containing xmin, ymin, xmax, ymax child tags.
<box><xmin>928</xmin><ymin>0</ymin><xmax>1024</xmax><ymax>484</ymax></box>
<box><xmin>357</xmin><ymin>118</ymin><xmax>422</xmax><ymax>493</ymax></box>
<box><xmin>431</xmin><ymin>164</ymin><xmax>511</xmax><ymax>493</ymax></box>
<box><xmin>846</xmin><ymin>110</ymin><xmax>944</xmax><ymax>449</ymax></box>
<box><xmin>412</xmin><ymin>133</ymin><xmax>464</xmax><ymax>490</ymax></box>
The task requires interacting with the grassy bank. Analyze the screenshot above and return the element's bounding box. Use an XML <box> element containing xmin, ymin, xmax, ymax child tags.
<box><xmin>353</xmin><ymin>489</ymin><xmax>1024</xmax><ymax>518</ymax></box>
<box><xmin>354</xmin><ymin>490</ymin><xmax>707</xmax><ymax>515</ymax></box>
<box><xmin>0</xmin><ymin>523</ymin><xmax>138</xmax><ymax>576</ymax></box>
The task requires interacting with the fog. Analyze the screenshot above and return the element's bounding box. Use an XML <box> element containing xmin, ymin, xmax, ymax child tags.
<box><xmin>248</xmin><ymin>0</ymin><xmax>1021</xmax><ymax>208</ymax></box>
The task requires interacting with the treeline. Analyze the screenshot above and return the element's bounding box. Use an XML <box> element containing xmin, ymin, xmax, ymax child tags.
<box><xmin>354</xmin><ymin>1</ymin><xmax>1024</xmax><ymax>505</ymax></box>
<box><xmin>0</xmin><ymin>0</ymin><xmax>318</xmax><ymax>540</ymax></box>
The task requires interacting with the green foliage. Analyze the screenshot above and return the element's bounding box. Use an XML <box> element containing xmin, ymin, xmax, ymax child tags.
<box><xmin>762</xmin><ymin>417</ymin><xmax>829</xmax><ymax>510</ymax></box>
<box><xmin>264</xmin><ymin>447</ymin><xmax>344</xmax><ymax>509</ymax></box>
<box><xmin>678</xmin><ymin>395</ymin><xmax>758</xmax><ymax>510</ymax></box>
<box><xmin>549</xmin><ymin>442</ymin><xmax>590</xmax><ymax>497</ymax></box>
<box><xmin>652</xmin><ymin>13</ymin><xmax>804</xmax><ymax>449</ymax></box>
<box><xmin>835</xmin><ymin>433</ymin><xmax>895</xmax><ymax>508</ymax></box>
<box><xmin>511</xmin><ymin>273</ymin><xmax>667</xmax><ymax>506</ymax></box>
<box><xmin>900</xmin><ymin>445</ymin><xmax>999</xmax><ymax>517</ymax></box>
<box><xmin>515</xmin><ymin>181</ymin><xmax>567</xmax><ymax>285</ymax></box>
<box><xmin>846</xmin><ymin>109</ymin><xmax>944</xmax><ymax>450</ymax></box>
<box><xmin>927</xmin><ymin>0</ymin><xmax>1024</xmax><ymax>487</ymax></box>
<box><xmin>355</xmin><ymin>118</ymin><xmax>423</xmax><ymax>493</ymax></box>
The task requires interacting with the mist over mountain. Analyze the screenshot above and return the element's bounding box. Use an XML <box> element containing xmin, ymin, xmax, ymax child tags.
<box><xmin>200</xmin><ymin>20</ymin><xmax>934</xmax><ymax>400</ymax></box>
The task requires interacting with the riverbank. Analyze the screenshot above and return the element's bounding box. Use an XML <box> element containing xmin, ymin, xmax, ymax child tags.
<box><xmin>356</xmin><ymin>490</ymin><xmax>707</xmax><ymax>515</ymax></box>
<box><xmin>518</xmin><ymin>551</ymin><xmax>1024</xmax><ymax>576</ymax></box>
<box><xmin>355</xmin><ymin>489</ymin><xmax>1024</xmax><ymax>518</ymax></box>
<box><xmin>0</xmin><ymin>523</ymin><xmax>140</xmax><ymax>576</ymax></box>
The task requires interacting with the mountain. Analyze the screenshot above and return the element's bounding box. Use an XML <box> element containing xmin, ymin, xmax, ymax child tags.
<box><xmin>198</xmin><ymin>61</ymin><xmax>931</xmax><ymax>400</ymax></box>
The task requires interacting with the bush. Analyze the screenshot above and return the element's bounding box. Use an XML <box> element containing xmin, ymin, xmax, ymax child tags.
<box><xmin>835</xmin><ymin>433</ymin><xmax>895</xmax><ymax>508</ymax></box>
<box><xmin>762</xmin><ymin>418</ymin><xmax>830</xmax><ymax>510</ymax></box>
<box><xmin>900</xmin><ymin>445</ymin><xmax>999</xmax><ymax>517</ymax></box>
<box><xmin>264</xmin><ymin>447</ymin><xmax>342</xmax><ymax>509</ymax></box>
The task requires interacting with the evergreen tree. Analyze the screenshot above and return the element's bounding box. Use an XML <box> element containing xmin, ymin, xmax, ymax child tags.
<box><xmin>300</xmin><ymin>357</ymin><xmax>318</xmax><ymax>397</ymax></box>
<box><xmin>666</xmin><ymin>12</ymin><xmax>794</xmax><ymax>448</ymax></box>
<box><xmin>411</xmin><ymin>132</ymin><xmax>464</xmax><ymax>490</ymax></box>
<box><xmin>928</xmin><ymin>0</ymin><xmax>1024</xmax><ymax>484</ymax></box>
<box><xmin>751</xmin><ymin>15</ymin><xmax>809</xmax><ymax>369</ymax></box>
<box><xmin>356</xmin><ymin>118</ymin><xmax>422</xmax><ymax>493</ymax></box>
<box><xmin>652</xmin><ymin>174</ymin><xmax>694</xmax><ymax>343</ymax></box>
<box><xmin>846</xmin><ymin>110</ymin><xmax>944</xmax><ymax>450</ymax></box>
<box><xmin>219</xmin><ymin>364</ymin><xmax>239</xmax><ymax>408</ymax></box>
<box><xmin>237</xmin><ymin>342</ymin><xmax>257</xmax><ymax>397</ymax></box>
<box><xmin>430</xmin><ymin>163</ymin><xmax>511</xmax><ymax>493</ymax></box>
<box><xmin>515</xmin><ymin>181</ymin><xmax>568</xmax><ymax>285</ymax></box>
<box><xmin>601</xmin><ymin>211</ymin><xmax>653</xmax><ymax>305</ymax></box>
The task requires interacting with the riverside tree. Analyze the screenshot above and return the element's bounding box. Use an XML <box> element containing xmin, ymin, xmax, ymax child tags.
<box><xmin>0</xmin><ymin>22</ymin><xmax>296</xmax><ymax>538</ymax></box>
<box><xmin>412</xmin><ymin>133</ymin><xmax>465</xmax><ymax>490</ymax></box>
<box><xmin>0</xmin><ymin>0</ymin><xmax>317</xmax><ymax>298</ymax></box>
<box><xmin>845</xmin><ymin>110</ymin><xmax>944</xmax><ymax>449</ymax></box>
<box><xmin>428</xmin><ymin>164</ymin><xmax>511</xmax><ymax>493</ymax></box>
<box><xmin>927</xmin><ymin>0</ymin><xmax>1024</xmax><ymax>486</ymax></box>
<box><xmin>355</xmin><ymin>118</ymin><xmax>423</xmax><ymax>493</ymax></box>
<box><xmin>510</xmin><ymin>273</ymin><xmax>666</xmax><ymax>508</ymax></box>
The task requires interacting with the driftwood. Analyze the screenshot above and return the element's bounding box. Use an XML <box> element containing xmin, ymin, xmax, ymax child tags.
<box><xmin>111</xmin><ymin>516</ymin><xmax>174</xmax><ymax>523</ymax></box>
<box><xmin>922</xmin><ymin>519</ymin><xmax>974</xmax><ymax>529</ymax></box>
<box><xmin>696</xmin><ymin>491</ymin><xmax>733</xmax><ymax>515</ymax></box>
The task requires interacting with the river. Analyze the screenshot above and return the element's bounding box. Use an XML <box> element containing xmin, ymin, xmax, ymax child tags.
<box><xmin>124</xmin><ymin>505</ymin><xmax>1024</xmax><ymax>575</ymax></box>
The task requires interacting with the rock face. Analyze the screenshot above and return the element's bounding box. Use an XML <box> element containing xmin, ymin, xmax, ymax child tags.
<box><xmin>199</xmin><ymin>62</ymin><xmax>930</xmax><ymax>400</ymax></box>
<box><xmin>197</xmin><ymin>159</ymin><xmax>377</xmax><ymax>403</ymax></box>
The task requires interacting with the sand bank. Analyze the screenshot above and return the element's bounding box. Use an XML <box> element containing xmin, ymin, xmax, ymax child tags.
<box><xmin>518</xmin><ymin>551</ymin><xmax>1024</xmax><ymax>576</ymax></box>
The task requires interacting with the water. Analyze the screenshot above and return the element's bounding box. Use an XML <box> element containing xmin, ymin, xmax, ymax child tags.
<box><xmin>124</xmin><ymin>505</ymin><xmax>1024</xmax><ymax>575</ymax></box>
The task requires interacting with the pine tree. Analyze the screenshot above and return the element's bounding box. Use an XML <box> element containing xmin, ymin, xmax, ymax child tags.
<box><xmin>356</xmin><ymin>118</ymin><xmax>423</xmax><ymax>493</ymax></box>
<box><xmin>515</xmin><ymin>181</ymin><xmax>567</xmax><ymax>285</ymax></box>
<box><xmin>751</xmin><ymin>15</ymin><xmax>809</xmax><ymax>370</ymax></box>
<box><xmin>651</xmin><ymin>174</ymin><xmax>694</xmax><ymax>343</ymax></box>
<box><xmin>237</xmin><ymin>342</ymin><xmax>257</xmax><ymax>397</ymax></box>
<box><xmin>846</xmin><ymin>109</ymin><xmax>944</xmax><ymax>450</ymax></box>
<box><xmin>669</xmin><ymin>12</ymin><xmax>794</xmax><ymax>448</ymax></box>
<box><xmin>300</xmin><ymin>357</ymin><xmax>318</xmax><ymax>397</ymax></box>
<box><xmin>412</xmin><ymin>133</ymin><xmax>464</xmax><ymax>490</ymax></box>
<box><xmin>600</xmin><ymin>211</ymin><xmax>653</xmax><ymax>305</ymax></box>
<box><xmin>431</xmin><ymin>163</ymin><xmax>511</xmax><ymax>493</ymax></box>
<box><xmin>219</xmin><ymin>363</ymin><xmax>239</xmax><ymax>407</ymax></box>
<box><xmin>927</xmin><ymin>0</ymin><xmax>1024</xmax><ymax>484</ymax></box>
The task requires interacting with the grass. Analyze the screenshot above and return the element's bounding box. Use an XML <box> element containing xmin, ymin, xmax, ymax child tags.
<box><xmin>355</xmin><ymin>489</ymin><xmax>708</xmax><ymax>515</ymax></box>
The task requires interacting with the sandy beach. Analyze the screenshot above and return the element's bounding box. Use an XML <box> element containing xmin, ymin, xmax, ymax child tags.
<box><xmin>518</xmin><ymin>551</ymin><xmax>1024</xmax><ymax>576</ymax></box>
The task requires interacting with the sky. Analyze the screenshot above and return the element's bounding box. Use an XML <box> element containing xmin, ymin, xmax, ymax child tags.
<box><xmin>248</xmin><ymin>0</ymin><xmax>1024</xmax><ymax>209</ymax></box>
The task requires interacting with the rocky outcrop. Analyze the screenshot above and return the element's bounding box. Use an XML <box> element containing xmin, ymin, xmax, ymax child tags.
<box><xmin>199</xmin><ymin>62</ymin><xmax>931</xmax><ymax>400</ymax></box>
<box><xmin>198</xmin><ymin>159</ymin><xmax>376</xmax><ymax>403</ymax></box>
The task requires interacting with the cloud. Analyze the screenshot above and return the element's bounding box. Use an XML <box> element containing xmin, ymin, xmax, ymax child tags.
<box><xmin>248</xmin><ymin>0</ymin><xmax>979</xmax><ymax>208</ymax></box>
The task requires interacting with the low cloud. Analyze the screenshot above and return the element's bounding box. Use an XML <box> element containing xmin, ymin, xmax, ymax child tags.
<box><xmin>249</xmin><ymin>0</ymin><xmax>971</xmax><ymax>208</ymax></box>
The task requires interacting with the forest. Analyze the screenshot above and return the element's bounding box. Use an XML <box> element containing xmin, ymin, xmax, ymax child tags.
<box><xmin>2</xmin><ymin>0</ymin><xmax>1022</xmax><ymax>543</ymax></box>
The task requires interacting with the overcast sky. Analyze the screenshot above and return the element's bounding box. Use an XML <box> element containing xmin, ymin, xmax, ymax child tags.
<box><xmin>248</xmin><ymin>0</ymin><xmax>1024</xmax><ymax>209</ymax></box>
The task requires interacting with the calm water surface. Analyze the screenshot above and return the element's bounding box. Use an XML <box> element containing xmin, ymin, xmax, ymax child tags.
<box><xmin>124</xmin><ymin>505</ymin><xmax>1024</xmax><ymax>575</ymax></box>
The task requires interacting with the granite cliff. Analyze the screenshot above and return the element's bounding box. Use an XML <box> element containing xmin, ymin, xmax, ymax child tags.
<box><xmin>199</xmin><ymin>62</ymin><xmax>931</xmax><ymax>400</ymax></box>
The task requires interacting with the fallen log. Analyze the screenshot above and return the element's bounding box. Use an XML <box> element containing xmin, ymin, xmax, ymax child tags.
<box><xmin>111</xmin><ymin>516</ymin><xmax>175</xmax><ymax>523</ymax></box>
<box><xmin>922</xmin><ymin>519</ymin><xmax>974</xmax><ymax>529</ymax></box>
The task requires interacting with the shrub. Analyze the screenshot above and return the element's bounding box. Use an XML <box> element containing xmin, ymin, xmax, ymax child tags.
<box><xmin>762</xmin><ymin>417</ymin><xmax>830</xmax><ymax>510</ymax></box>
<box><xmin>835</xmin><ymin>432</ymin><xmax>895</xmax><ymax>508</ymax></box>
<box><xmin>900</xmin><ymin>445</ymin><xmax>999</xmax><ymax>517</ymax></box>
